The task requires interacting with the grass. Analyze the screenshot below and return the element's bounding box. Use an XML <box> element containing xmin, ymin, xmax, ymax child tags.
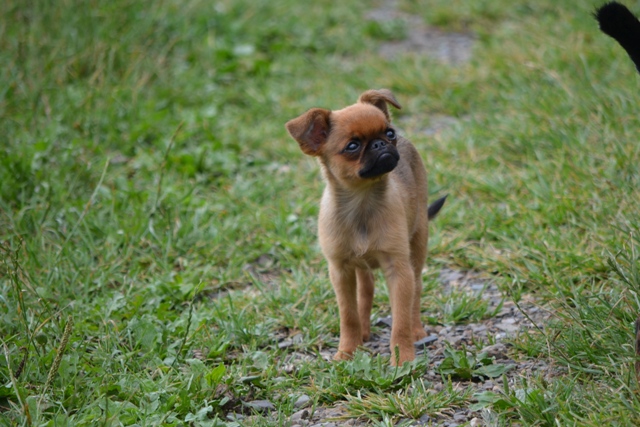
<box><xmin>2</xmin><ymin>0</ymin><xmax>640</xmax><ymax>425</ymax></box>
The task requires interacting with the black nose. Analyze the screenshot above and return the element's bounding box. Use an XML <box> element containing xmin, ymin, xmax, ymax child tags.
<box><xmin>371</xmin><ymin>139</ymin><xmax>386</xmax><ymax>151</ymax></box>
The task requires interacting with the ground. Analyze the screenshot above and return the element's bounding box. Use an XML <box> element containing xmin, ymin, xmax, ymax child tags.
<box><xmin>279</xmin><ymin>270</ymin><xmax>550</xmax><ymax>427</ymax></box>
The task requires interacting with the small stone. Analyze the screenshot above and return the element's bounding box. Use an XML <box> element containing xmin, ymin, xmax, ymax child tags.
<box><xmin>226</xmin><ymin>413</ymin><xmax>243</xmax><ymax>421</ymax></box>
<box><xmin>448</xmin><ymin>335</ymin><xmax>463</xmax><ymax>345</ymax></box>
<box><xmin>469</xmin><ymin>418</ymin><xmax>481</xmax><ymax>427</ymax></box>
<box><xmin>291</xmin><ymin>409</ymin><xmax>310</xmax><ymax>422</ymax></box>
<box><xmin>278</xmin><ymin>339</ymin><xmax>294</xmax><ymax>349</ymax></box>
<box><xmin>243</xmin><ymin>399</ymin><xmax>275</xmax><ymax>412</ymax></box>
<box><xmin>497</xmin><ymin>306</ymin><xmax>514</xmax><ymax>317</ymax></box>
<box><xmin>453</xmin><ymin>413</ymin><xmax>466</xmax><ymax>421</ymax></box>
<box><xmin>440</xmin><ymin>268</ymin><xmax>465</xmax><ymax>283</ymax></box>
<box><xmin>414</xmin><ymin>334</ymin><xmax>438</xmax><ymax>349</ymax></box>
<box><xmin>472</xmin><ymin>324</ymin><xmax>487</xmax><ymax>333</ymax></box>
<box><xmin>482</xmin><ymin>343</ymin><xmax>508</xmax><ymax>359</ymax></box>
<box><xmin>255</xmin><ymin>254</ymin><xmax>274</xmax><ymax>268</ymax></box>
<box><xmin>418</xmin><ymin>413</ymin><xmax>432</xmax><ymax>423</ymax></box>
<box><xmin>375</xmin><ymin>316</ymin><xmax>393</xmax><ymax>328</ymax></box>
<box><xmin>323</xmin><ymin>407</ymin><xmax>346</xmax><ymax>418</ymax></box>
<box><xmin>294</xmin><ymin>394</ymin><xmax>311</xmax><ymax>409</ymax></box>
<box><xmin>319</xmin><ymin>351</ymin><xmax>333</xmax><ymax>361</ymax></box>
<box><xmin>109</xmin><ymin>154</ymin><xmax>130</xmax><ymax>165</ymax></box>
<box><xmin>496</xmin><ymin>322</ymin><xmax>519</xmax><ymax>333</ymax></box>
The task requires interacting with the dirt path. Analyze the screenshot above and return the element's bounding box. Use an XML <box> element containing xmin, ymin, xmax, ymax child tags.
<box><xmin>365</xmin><ymin>0</ymin><xmax>474</xmax><ymax>65</ymax></box>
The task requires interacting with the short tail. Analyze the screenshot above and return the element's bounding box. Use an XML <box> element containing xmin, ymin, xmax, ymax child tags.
<box><xmin>427</xmin><ymin>194</ymin><xmax>447</xmax><ymax>220</ymax></box>
<box><xmin>595</xmin><ymin>2</ymin><xmax>640</xmax><ymax>73</ymax></box>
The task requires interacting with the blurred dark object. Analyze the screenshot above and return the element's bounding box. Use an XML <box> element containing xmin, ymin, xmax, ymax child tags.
<box><xmin>596</xmin><ymin>2</ymin><xmax>640</xmax><ymax>73</ymax></box>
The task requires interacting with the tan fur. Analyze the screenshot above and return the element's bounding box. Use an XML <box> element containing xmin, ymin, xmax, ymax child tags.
<box><xmin>285</xmin><ymin>89</ymin><xmax>431</xmax><ymax>365</ymax></box>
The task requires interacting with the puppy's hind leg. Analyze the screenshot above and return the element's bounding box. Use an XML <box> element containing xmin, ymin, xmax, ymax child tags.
<box><xmin>356</xmin><ymin>268</ymin><xmax>375</xmax><ymax>342</ymax></box>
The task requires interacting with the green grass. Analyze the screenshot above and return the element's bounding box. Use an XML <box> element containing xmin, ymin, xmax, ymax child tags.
<box><xmin>2</xmin><ymin>0</ymin><xmax>640</xmax><ymax>425</ymax></box>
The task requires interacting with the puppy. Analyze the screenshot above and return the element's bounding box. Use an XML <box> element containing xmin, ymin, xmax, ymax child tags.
<box><xmin>285</xmin><ymin>89</ymin><xmax>445</xmax><ymax>365</ymax></box>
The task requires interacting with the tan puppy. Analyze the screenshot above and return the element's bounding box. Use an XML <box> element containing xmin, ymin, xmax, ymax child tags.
<box><xmin>285</xmin><ymin>89</ymin><xmax>445</xmax><ymax>365</ymax></box>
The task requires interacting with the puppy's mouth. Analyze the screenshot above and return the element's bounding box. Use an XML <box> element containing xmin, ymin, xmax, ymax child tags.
<box><xmin>359</xmin><ymin>152</ymin><xmax>399</xmax><ymax>178</ymax></box>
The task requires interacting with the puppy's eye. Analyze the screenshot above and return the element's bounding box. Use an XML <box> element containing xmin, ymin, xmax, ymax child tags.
<box><xmin>344</xmin><ymin>141</ymin><xmax>360</xmax><ymax>152</ymax></box>
<box><xmin>386</xmin><ymin>129</ymin><xmax>396</xmax><ymax>140</ymax></box>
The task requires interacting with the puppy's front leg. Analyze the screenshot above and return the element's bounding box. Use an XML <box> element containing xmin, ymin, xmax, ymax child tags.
<box><xmin>329</xmin><ymin>262</ymin><xmax>361</xmax><ymax>360</ymax></box>
<box><xmin>356</xmin><ymin>268</ymin><xmax>375</xmax><ymax>342</ymax></box>
<box><xmin>381</xmin><ymin>257</ymin><xmax>416</xmax><ymax>365</ymax></box>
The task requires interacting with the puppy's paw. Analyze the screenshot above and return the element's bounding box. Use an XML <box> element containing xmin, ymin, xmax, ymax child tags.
<box><xmin>333</xmin><ymin>350</ymin><xmax>355</xmax><ymax>361</ymax></box>
<box><xmin>336</xmin><ymin>334</ymin><xmax>363</xmax><ymax>359</ymax></box>
<box><xmin>413</xmin><ymin>327</ymin><xmax>427</xmax><ymax>342</ymax></box>
<box><xmin>389</xmin><ymin>345</ymin><xmax>415</xmax><ymax>366</ymax></box>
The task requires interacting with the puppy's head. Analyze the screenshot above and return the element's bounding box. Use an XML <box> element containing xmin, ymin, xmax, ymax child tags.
<box><xmin>285</xmin><ymin>89</ymin><xmax>402</xmax><ymax>187</ymax></box>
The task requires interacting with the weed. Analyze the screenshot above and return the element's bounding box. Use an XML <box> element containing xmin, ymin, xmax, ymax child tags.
<box><xmin>437</xmin><ymin>343</ymin><xmax>513</xmax><ymax>381</ymax></box>
<box><xmin>433</xmin><ymin>287</ymin><xmax>503</xmax><ymax>325</ymax></box>
<box><xmin>309</xmin><ymin>351</ymin><xmax>430</xmax><ymax>403</ymax></box>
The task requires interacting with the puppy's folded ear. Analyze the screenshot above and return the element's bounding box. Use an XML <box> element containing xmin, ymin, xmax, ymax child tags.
<box><xmin>285</xmin><ymin>108</ymin><xmax>332</xmax><ymax>156</ymax></box>
<box><xmin>358</xmin><ymin>89</ymin><xmax>402</xmax><ymax>120</ymax></box>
